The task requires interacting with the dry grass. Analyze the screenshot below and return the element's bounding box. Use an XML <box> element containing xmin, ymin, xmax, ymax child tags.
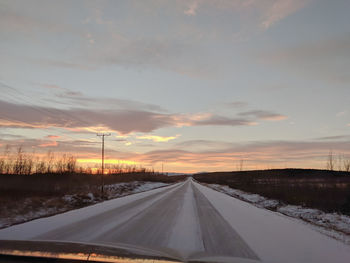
<box><xmin>194</xmin><ymin>169</ymin><xmax>350</xmax><ymax>215</ymax></box>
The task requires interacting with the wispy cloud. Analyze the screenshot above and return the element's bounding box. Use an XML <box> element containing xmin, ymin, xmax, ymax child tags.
<box><xmin>239</xmin><ymin>110</ymin><xmax>288</xmax><ymax>121</ymax></box>
<box><xmin>226</xmin><ymin>101</ymin><xmax>248</xmax><ymax>108</ymax></box>
<box><xmin>137</xmin><ymin>134</ymin><xmax>181</xmax><ymax>142</ymax></box>
<box><xmin>336</xmin><ymin>111</ymin><xmax>347</xmax><ymax>117</ymax></box>
<box><xmin>37</xmin><ymin>83</ymin><xmax>166</xmax><ymax>112</ymax></box>
<box><xmin>0</xmin><ymin>0</ymin><xmax>311</xmax><ymax>78</ymax></box>
<box><xmin>259</xmin><ymin>35</ymin><xmax>350</xmax><ymax>83</ymax></box>
<box><xmin>180</xmin><ymin>0</ymin><xmax>310</xmax><ymax>29</ymax></box>
<box><xmin>315</xmin><ymin>135</ymin><xmax>350</xmax><ymax>141</ymax></box>
<box><xmin>260</xmin><ymin>0</ymin><xmax>310</xmax><ymax>29</ymax></box>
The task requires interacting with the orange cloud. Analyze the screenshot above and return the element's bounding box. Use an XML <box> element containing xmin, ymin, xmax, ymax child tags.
<box><xmin>0</xmin><ymin>119</ymin><xmax>49</xmax><ymax>129</ymax></box>
<box><xmin>137</xmin><ymin>134</ymin><xmax>181</xmax><ymax>142</ymax></box>
<box><xmin>77</xmin><ymin>158</ymin><xmax>138</xmax><ymax>166</ymax></box>
<box><xmin>261</xmin><ymin>115</ymin><xmax>288</xmax><ymax>121</ymax></box>
<box><xmin>39</xmin><ymin>141</ymin><xmax>58</xmax><ymax>147</ymax></box>
<box><xmin>47</xmin><ymin>135</ymin><xmax>60</xmax><ymax>139</ymax></box>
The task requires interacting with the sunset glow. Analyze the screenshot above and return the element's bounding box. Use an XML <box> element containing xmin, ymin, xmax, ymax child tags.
<box><xmin>1</xmin><ymin>0</ymin><xmax>349</xmax><ymax>173</ymax></box>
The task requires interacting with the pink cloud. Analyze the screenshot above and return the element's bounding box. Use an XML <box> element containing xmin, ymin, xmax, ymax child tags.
<box><xmin>39</xmin><ymin>141</ymin><xmax>58</xmax><ymax>147</ymax></box>
<box><xmin>46</xmin><ymin>135</ymin><xmax>60</xmax><ymax>139</ymax></box>
<box><xmin>0</xmin><ymin>100</ymin><xmax>282</xmax><ymax>134</ymax></box>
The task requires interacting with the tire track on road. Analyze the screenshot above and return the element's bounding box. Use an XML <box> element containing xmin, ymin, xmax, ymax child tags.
<box><xmin>192</xmin><ymin>182</ymin><xmax>259</xmax><ymax>260</ymax></box>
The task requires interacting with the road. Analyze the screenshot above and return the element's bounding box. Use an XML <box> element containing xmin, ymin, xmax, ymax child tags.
<box><xmin>1</xmin><ymin>179</ymin><xmax>350</xmax><ymax>263</ymax></box>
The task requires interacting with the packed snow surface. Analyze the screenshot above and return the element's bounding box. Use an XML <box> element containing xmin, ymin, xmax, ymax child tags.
<box><xmin>205</xmin><ymin>183</ymin><xmax>350</xmax><ymax>244</ymax></box>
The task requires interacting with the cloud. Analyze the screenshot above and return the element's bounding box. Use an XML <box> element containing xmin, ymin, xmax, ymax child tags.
<box><xmin>0</xmin><ymin>99</ymin><xmax>285</xmax><ymax>135</ymax></box>
<box><xmin>133</xmin><ymin>139</ymin><xmax>350</xmax><ymax>168</ymax></box>
<box><xmin>238</xmin><ymin>110</ymin><xmax>287</xmax><ymax>121</ymax></box>
<box><xmin>0</xmin><ymin>83</ymin><xmax>287</xmax><ymax>135</ymax></box>
<box><xmin>55</xmin><ymin>90</ymin><xmax>166</xmax><ymax>112</ymax></box>
<box><xmin>184</xmin><ymin>1</ymin><xmax>200</xmax><ymax>16</ymax></box>
<box><xmin>179</xmin><ymin>0</ymin><xmax>310</xmax><ymax>29</ymax></box>
<box><xmin>32</xmin><ymin>59</ymin><xmax>95</xmax><ymax>71</ymax></box>
<box><xmin>46</xmin><ymin>135</ymin><xmax>60</xmax><ymax>139</ymax></box>
<box><xmin>193</xmin><ymin>115</ymin><xmax>256</xmax><ymax>126</ymax></box>
<box><xmin>0</xmin><ymin>3</ymin><xmax>67</xmax><ymax>33</ymax></box>
<box><xmin>260</xmin><ymin>0</ymin><xmax>310</xmax><ymax>29</ymax></box>
<box><xmin>259</xmin><ymin>35</ymin><xmax>350</xmax><ymax>83</ymax></box>
<box><xmin>137</xmin><ymin>134</ymin><xmax>181</xmax><ymax>142</ymax></box>
<box><xmin>0</xmin><ymin>0</ymin><xmax>311</xmax><ymax>78</ymax></box>
<box><xmin>2</xmin><ymin>135</ymin><xmax>350</xmax><ymax>172</ymax></box>
<box><xmin>0</xmin><ymin>137</ymin><xmax>102</xmax><ymax>156</ymax></box>
<box><xmin>39</xmin><ymin>141</ymin><xmax>58</xmax><ymax>147</ymax></box>
<box><xmin>336</xmin><ymin>111</ymin><xmax>347</xmax><ymax>117</ymax></box>
<box><xmin>226</xmin><ymin>101</ymin><xmax>248</xmax><ymax>108</ymax></box>
<box><xmin>315</xmin><ymin>135</ymin><xmax>350</xmax><ymax>141</ymax></box>
<box><xmin>35</xmin><ymin>83</ymin><xmax>166</xmax><ymax>112</ymax></box>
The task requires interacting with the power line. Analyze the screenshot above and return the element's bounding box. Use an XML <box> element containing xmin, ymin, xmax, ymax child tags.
<box><xmin>97</xmin><ymin>133</ymin><xmax>111</xmax><ymax>197</ymax></box>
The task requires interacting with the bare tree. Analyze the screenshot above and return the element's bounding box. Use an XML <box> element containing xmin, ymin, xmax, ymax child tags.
<box><xmin>13</xmin><ymin>146</ymin><xmax>25</xmax><ymax>174</ymax></box>
<box><xmin>239</xmin><ymin>159</ymin><xmax>244</xmax><ymax>171</ymax></box>
<box><xmin>46</xmin><ymin>151</ymin><xmax>54</xmax><ymax>173</ymax></box>
<box><xmin>0</xmin><ymin>157</ymin><xmax>4</xmax><ymax>174</ymax></box>
<box><xmin>66</xmin><ymin>155</ymin><xmax>76</xmax><ymax>173</ymax></box>
<box><xmin>326</xmin><ymin>150</ymin><xmax>335</xmax><ymax>171</ymax></box>
<box><xmin>35</xmin><ymin>159</ymin><xmax>46</xmax><ymax>174</ymax></box>
<box><xmin>3</xmin><ymin>145</ymin><xmax>12</xmax><ymax>174</ymax></box>
<box><xmin>55</xmin><ymin>154</ymin><xmax>66</xmax><ymax>174</ymax></box>
<box><xmin>344</xmin><ymin>156</ymin><xmax>350</xmax><ymax>172</ymax></box>
<box><xmin>23</xmin><ymin>152</ymin><xmax>33</xmax><ymax>175</ymax></box>
<box><xmin>338</xmin><ymin>154</ymin><xmax>343</xmax><ymax>171</ymax></box>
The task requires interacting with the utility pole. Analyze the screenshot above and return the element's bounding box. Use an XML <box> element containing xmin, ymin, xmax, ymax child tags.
<box><xmin>97</xmin><ymin>133</ymin><xmax>111</xmax><ymax>197</ymax></box>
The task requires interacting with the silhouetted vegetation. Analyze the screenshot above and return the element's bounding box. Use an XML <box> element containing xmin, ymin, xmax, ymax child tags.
<box><xmin>194</xmin><ymin>169</ymin><xmax>350</xmax><ymax>215</ymax></box>
<box><xmin>0</xmin><ymin>146</ymin><xmax>187</xmax><ymax>226</ymax></box>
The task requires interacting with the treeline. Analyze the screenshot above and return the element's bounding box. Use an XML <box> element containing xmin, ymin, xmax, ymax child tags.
<box><xmin>326</xmin><ymin>151</ymin><xmax>350</xmax><ymax>172</ymax></box>
<box><xmin>194</xmin><ymin>169</ymin><xmax>350</xmax><ymax>215</ymax></box>
<box><xmin>0</xmin><ymin>146</ymin><xmax>77</xmax><ymax>175</ymax></box>
<box><xmin>0</xmin><ymin>146</ymin><xmax>152</xmax><ymax>175</ymax></box>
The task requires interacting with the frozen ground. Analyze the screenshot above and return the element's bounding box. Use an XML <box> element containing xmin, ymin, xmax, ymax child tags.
<box><xmin>204</xmin><ymin>183</ymin><xmax>350</xmax><ymax>245</ymax></box>
<box><xmin>0</xmin><ymin>181</ymin><xmax>168</xmax><ymax>229</ymax></box>
<box><xmin>1</xmin><ymin>178</ymin><xmax>350</xmax><ymax>263</ymax></box>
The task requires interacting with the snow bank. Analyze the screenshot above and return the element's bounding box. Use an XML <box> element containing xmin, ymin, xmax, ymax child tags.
<box><xmin>204</xmin><ymin>183</ymin><xmax>350</xmax><ymax>244</ymax></box>
<box><xmin>194</xmin><ymin>181</ymin><xmax>350</xmax><ymax>263</ymax></box>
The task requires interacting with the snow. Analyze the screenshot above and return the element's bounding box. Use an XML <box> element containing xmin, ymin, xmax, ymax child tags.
<box><xmin>131</xmin><ymin>182</ymin><xmax>168</xmax><ymax>192</ymax></box>
<box><xmin>0</xmin><ymin>181</ymin><xmax>169</xmax><ymax>230</ymax></box>
<box><xmin>194</xmin><ymin>181</ymin><xmax>350</xmax><ymax>263</ymax></box>
<box><xmin>203</xmin><ymin>183</ymin><xmax>350</xmax><ymax>244</ymax></box>
<box><xmin>2</xmin><ymin>179</ymin><xmax>350</xmax><ymax>263</ymax></box>
<box><xmin>167</xmin><ymin>181</ymin><xmax>204</xmax><ymax>257</ymax></box>
<box><xmin>0</xmin><ymin>182</ymin><xmax>180</xmax><ymax>240</ymax></box>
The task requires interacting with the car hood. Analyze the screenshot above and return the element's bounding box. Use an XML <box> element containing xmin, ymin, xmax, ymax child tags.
<box><xmin>0</xmin><ymin>239</ymin><xmax>265</xmax><ymax>263</ymax></box>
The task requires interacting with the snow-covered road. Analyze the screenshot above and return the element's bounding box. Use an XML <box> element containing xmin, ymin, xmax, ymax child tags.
<box><xmin>1</xmin><ymin>178</ymin><xmax>350</xmax><ymax>263</ymax></box>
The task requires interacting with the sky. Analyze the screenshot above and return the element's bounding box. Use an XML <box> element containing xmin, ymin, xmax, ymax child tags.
<box><xmin>0</xmin><ymin>0</ymin><xmax>349</xmax><ymax>173</ymax></box>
